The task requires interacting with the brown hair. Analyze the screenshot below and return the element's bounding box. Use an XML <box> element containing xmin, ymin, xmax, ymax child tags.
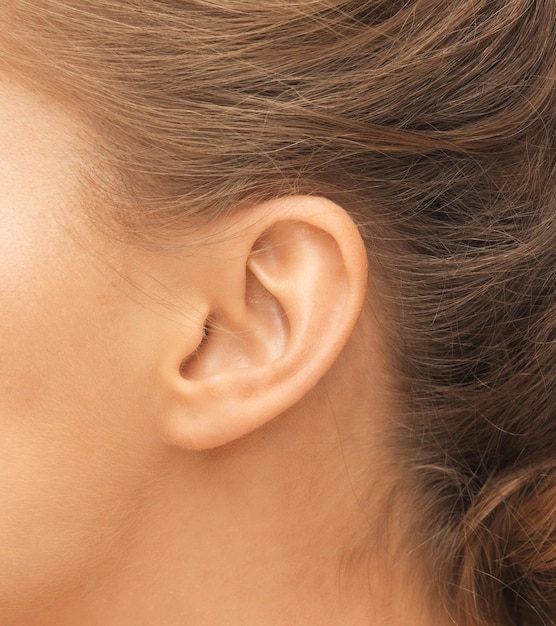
<box><xmin>2</xmin><ymin>1</ymin><xmax>555</xmax><ymax>624</ymax></box>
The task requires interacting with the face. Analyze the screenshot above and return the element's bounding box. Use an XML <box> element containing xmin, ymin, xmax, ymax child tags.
<box><xmin>0</xmin><ymin>75</ymin><xmax>167</xmax><ymax>615</ymax></box>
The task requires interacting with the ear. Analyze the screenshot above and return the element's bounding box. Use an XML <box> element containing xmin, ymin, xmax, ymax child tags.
<box><xmin>160</xmin><ymin>196</ymin><xmax>368</xmax><ymax>450</ymax></box>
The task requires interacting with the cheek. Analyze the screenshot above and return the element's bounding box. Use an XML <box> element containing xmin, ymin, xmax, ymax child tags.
<box><xmin>0</xmin><ymin>76</ymin><xmax>161</xmax><ymax>614</ymax></box>
<box><xmin>0</xmin><ymin>221</ymin><xmax>156</xmax><ymax>611</ymax></box>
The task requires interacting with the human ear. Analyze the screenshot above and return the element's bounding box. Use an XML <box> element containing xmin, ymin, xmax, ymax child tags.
<box><xmin>159</xmin><ymin>196</ymin><xmax>368</xmax><ymax>450</ymax></box>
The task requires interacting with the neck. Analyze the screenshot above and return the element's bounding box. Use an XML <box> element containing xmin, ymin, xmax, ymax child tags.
<box><xmin>19</xmin><ymin>332</ymin><xmax>439</xmax><ymax>626</ymax></box>
<box><xmin>64</xmin><ymin>422</ymin><xmax>380</xmax><ymax>625</ymax></box>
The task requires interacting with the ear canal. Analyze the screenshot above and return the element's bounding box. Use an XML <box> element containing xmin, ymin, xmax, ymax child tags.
<box><xmin>179</xmin><ymin>322</ymin><xmax>209</xmax><ymax>377</ymax></box>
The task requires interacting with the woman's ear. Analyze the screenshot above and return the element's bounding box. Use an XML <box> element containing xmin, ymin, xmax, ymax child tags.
<box><xmin>159</xmin><ymin>195</ymin><xmax>368</xmax><ymax>450</ymax></box>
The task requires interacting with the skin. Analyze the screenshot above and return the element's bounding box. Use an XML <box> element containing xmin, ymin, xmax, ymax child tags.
<box><xmin>0</xmin><ymin>74</ymin><xmax>166</xmax><ymax>616</ymax></box>
<box><xmin>0</xmin><ymin>74</ymin><xmax>439</xmax><ymax>625</ymax></box>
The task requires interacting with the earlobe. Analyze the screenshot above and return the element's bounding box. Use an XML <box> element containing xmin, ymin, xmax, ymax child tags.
<box><xmin>160</xmin><ymin>196</ymin><xmax>368</xmax><ymax>451</ymax></box>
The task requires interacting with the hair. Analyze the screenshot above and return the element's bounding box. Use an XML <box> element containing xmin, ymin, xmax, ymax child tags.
<box><xmin>2</xmin><ymin>1</ymin><xmax>555</xmax><ymax>624</ymax></box>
